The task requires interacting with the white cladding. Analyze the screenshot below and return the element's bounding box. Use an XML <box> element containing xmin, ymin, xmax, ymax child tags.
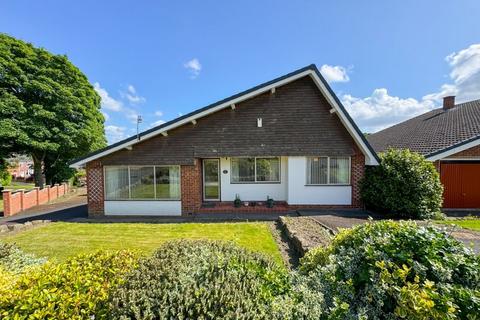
<box><xmin>286</xmin><ymin>157</ymin><xmax>352</xmax><ymax>205</ymax></box>
<box><xmin>104</xmin><ymin>201</ymin><xmax>182</xmax><ymax>216</ymax></box>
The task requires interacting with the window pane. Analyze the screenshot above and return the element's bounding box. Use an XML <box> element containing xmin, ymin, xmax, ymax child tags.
<box><xmin>231</xmin><ymin>158</ymin><xmax>255</xmax><ymax>182</ymax></box>
<box><xmin>256</xmin><ymin>158</ymin><xmax>280</xmax><ymax>182</ymax></box>
<box><xmin>330</xmin><ymin>157</ymin><xmax>350</xmax><ymax>184</ymax></box>
<box><xmin>156</xmin><ymin>166</ymin><xmax>180</xmax><ymax>199</ymax></box>
<box><xmin>130</xmin><ymin>167</ymin><xmax>155</xmax><ymax>199</ymax></box>
<box><xmin>105</xmin><ymin>167</ymin><xmax>129</xmax><ymax>200</ymax></box>
<box><xmin>307</xmin><ymin>157</ymin><xmax>328</xmax><ymax>184</ymax></box>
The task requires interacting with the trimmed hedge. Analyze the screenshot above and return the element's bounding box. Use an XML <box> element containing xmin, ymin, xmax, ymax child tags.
<box><xmin>299</xmin><ymin>221</ymin><xmax>480</xmax><ymax>319</ymax></box>
<box><xmin>109</xmin><ymin>240</ymin><xmax>291</xmax><ymax>319</ymax></box>
<box><xmin>360</xmin><ymin>148</ymin><xmax>443</xmax><ymax>219</ymax></box>
<box><xmin>0</xmin><ymin>250</ymin><xmax>137</xmax><ymax>320</ymax></box>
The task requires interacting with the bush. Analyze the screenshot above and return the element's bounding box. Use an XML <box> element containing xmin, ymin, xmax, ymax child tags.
<box><xmin>0</xmin><ymin>160</ymin><xmax>11</xmax><ymax>186</ymax></box>
<box><xmin>0</xmin><ymin>242</ymin><xmax>46</xmax><ymax>274</ymax></box>
<box><xmin>0</xmin><ymin>250</ymin><xmax>137</xmax><ymax>320</ymax></box>
<box><xmin>109</xmin><ymin>240</ymin><xmax>291</xmax><ymax>319</ymax></box>
<box><xmin>299</xmin><ymin>220</ymin><xmax>480</xmax><ymax>320</ymax></box>
<box><xmin>361</xmin><ymin>148</ymin><xmax>443</xmax><ymax>219</ymax></box>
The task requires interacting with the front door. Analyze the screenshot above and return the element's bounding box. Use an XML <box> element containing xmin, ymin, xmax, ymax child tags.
<box><xmin>203</xmin><ymin>159</ymin><xmax>220</xmax><ymax>201</ymax></box>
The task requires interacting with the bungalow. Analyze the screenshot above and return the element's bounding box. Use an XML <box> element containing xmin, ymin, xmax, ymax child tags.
<box><xmin>368</xmin><ymin>97</ymin><xmax>480</xmax><ymax>209</ymax></box>
<box><xmin>70</xmin><ymin>65</ymin><xmax>379</xmax><ymax>216</ymax></box>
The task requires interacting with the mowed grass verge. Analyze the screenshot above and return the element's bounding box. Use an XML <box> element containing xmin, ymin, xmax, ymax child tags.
<box><xmin>437</xmin><ymin>218</ymin><xmax>480</xmax><ymax>232</ymax></box>
<box><xmin>0</xmin><ymin>222</ymin><xmax>282</xmax><ymax>264</ymax></box>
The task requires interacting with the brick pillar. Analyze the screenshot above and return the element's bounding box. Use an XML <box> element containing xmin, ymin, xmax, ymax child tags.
<box><xmin>181</xmin><ymin>159</ymin><xmax>202</xmax><ymax>215</ymax></box>
<box><xmin>2</xmin><ymin>190</ymin><xmax>11</xmax><ymax>216</ymax></box>
<box><xmin>34</xmin><ymin>187</ymin><xmax>40</xmax><ymax>205</ymax></box>
<box><xmin>18</xmin><ymin>189</ymin><xmax>25</xmax><ymax>211</ymax></box>
<box><xmin>351</xmin><ymin>145</ymin><xmax>365</xmax><ymax>208</ymax></box>
<box><xmin>86</xmin><ymin>160</ymin><xmax>104</xmax><ymax>217</ymax></box>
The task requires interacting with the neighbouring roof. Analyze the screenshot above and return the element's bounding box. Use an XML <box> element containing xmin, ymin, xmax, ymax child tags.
<box><xmin>368</xmin><ymin>99</ymin><xmax>480</xmax><ymax>159</ymax></box>
<box><xmin>70</xmin><ymin>64</ymin><xmax>379</xmax><ymax>167</ymax></box>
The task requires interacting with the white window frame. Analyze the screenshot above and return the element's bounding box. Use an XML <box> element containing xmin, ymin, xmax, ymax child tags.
<box><xmin>305</xmin><ymin>156</ymin><xmax>351</xmax><ymax>186</ymax></box>
<box><xmin>103</xmin><ymin>165</ymin><xmax>181</xmax><ymax>201</ymax></box>
<box><xmin>230</xmin><ymin>157</ymin><xmax>281</xmax><ymax>184</ymax></box>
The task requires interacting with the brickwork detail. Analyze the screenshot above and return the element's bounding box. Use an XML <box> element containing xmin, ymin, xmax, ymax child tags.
<box><xmin>181</xmin><ymin>159</ymin><xmax>202</xmax><ymax>214</ymax></box>
<box><xmin>86</xmin><ymin>160</ymin><xmax>104</xmax><ymax>216</ymax></box>
<box><xmin>2</xmin><ymin>183</ymin><xmax>69</xmax><ymax>217</ymax></box>
<box><xmin>447</xmin><ymin>145</ymin><xmax>480</xmax><ymax>158</ymax></box>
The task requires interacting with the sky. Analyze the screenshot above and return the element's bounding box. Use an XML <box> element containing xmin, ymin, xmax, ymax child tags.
<box><xmin>1</xmin><ymin>0</ymin><xmax>480</xmax><ymax>143</ymax></box>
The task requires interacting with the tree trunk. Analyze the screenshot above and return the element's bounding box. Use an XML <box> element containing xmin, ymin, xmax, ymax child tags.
<box><xmin>32</xmin><ymin>153</ymin><xmax>45</xmax><ymax>188</ymax></box>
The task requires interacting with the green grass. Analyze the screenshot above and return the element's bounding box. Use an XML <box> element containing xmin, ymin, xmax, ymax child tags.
<box><xmin>3</xmin><ymin>182</ymin><xmax>35</xmax><ymax>190</ymax></box>
<box><xmin>0</xmin><ymin>222</ymin><xmax>282</xmax><ymax>264</ymax></box>
<box><xmin>437</xmin><ymin>218</ymin><xmax>480</xmax><ymax>231</ymax></box>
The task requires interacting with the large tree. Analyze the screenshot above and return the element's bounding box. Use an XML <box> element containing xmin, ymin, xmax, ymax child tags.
<box><xmin>0</xmin><ymin>34</ymin><xmax>106</xmax><ymax>187</ymax></box>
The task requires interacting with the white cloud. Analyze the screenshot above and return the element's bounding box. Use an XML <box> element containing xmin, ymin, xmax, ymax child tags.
<box><xmin>125</xmin><ymin>108</ymin><xmax>139</xmax><ymax>124</ymax></box>
<box><xmin>184</xmin><ymin>58</ymin><xmax>202</xmax><ymax>78</ymax></box>
<box><xmin>94</xmin><ymin>82</ymin><xmax>123</xmax><ymax>111</ymax></box>
<box><xmin>101</xmin><ymin>111</ymin><xmax>110</xmax><ymax>121</ymax></box>
<box><xmin>105</xmin><ymin>125</ymin><xmax>126</xmax><ymax>143</ymax></box>
<box><xmin>154</xmin><ymin>110</ymin><xmax>163</xmax><ymax>117</ymax></box>
<box><xmin>151</xmin><ymin>119</ymin><xmax>166</xmax><ymax>127</ymax></box>
<box><xmin>123</xmin><ymin>84</ymin><xmax>146</xmax><ymax>104</ymax></box>
<box><xmin>343</xmin><ymin>43</ymin><xmax>480</xmax><ymax>133</ymax></box>
<box><xmin>320</xmin><ymin>64</ymin><xmax>350</xmax><ymax>83</ymax></box>
<box><xmin>342</xmin><ymin>89</ymin><xmax>434</xmax><ymax>132</ymax></box>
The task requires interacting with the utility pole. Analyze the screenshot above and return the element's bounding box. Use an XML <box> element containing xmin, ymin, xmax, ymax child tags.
<box><xmin>136</xmin><ymin>115</ymin><xmax>143</xmax><ymax>140</ymax></box>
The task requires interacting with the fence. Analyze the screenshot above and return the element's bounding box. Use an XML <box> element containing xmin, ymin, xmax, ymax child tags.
<box><xmin>2</xmin><ymin>183</ymin><xmax>69</xmax><ymax>217</ymax></box>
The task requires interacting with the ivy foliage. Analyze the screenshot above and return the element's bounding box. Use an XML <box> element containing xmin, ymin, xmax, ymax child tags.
<box><xmin>299</xmin><ymin>220</ymin><xmax>480</xmax><ymax>320</ymax></box>
<box><xmin>109</xmin><ymin>240</ymin><xmax>292</xmax><ymax>320</ymax></box>
<box><xmin>0</xmin><ymin>33</ymin><xmax>106</xmax><ymax>186</ymax></box>
<box><xmin>360</xmin><ymin>148</ymin><xmax>443</xmax><ymax>219</ymax></box>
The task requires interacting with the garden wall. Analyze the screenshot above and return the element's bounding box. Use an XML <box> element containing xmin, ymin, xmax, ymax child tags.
<box><xmin>2</xmin><ymin>183</ymin><xmax>69</xmax><ymax>217</ymax></box>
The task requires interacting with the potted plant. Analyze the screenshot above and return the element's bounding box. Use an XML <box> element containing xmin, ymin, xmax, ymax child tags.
<box><xmin>266</xmin><ymin>196</ymin><xmax>274</xmax><ymax>208</ymax></box>
<box><xmin>234</xmin><ymin>194</ymin><xmax>241</xmax><ymax>208</ymax></box>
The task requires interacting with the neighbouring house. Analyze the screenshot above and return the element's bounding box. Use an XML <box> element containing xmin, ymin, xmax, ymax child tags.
<box><xmin>368</xmin><ymin>96</ymin><xmax>480</xmax><ymax>209</ymax></box>
<box><xmin>7</xmin><ymin>157</ymin><xmax>34</xmax><ymax>181</ymax></box>
<box><xmin>70</xmin><ymin>65</ymin><xmax>379</xmax><ymax>217</ymax></box>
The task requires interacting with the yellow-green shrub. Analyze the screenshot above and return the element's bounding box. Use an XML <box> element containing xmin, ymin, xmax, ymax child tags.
<box><xmin>0</xmin><ymin>250</ymin><xmax>137</xmax><ymax>320</ymax></box>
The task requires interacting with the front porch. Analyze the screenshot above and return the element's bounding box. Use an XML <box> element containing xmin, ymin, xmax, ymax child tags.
<box><xmin>198</xmin><ymin>201</ymin><xmax>292</xmax><ymax>214</ymax></box>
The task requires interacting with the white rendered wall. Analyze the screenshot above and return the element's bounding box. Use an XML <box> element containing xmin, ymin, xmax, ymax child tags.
<box><xmin>287</xmin><ymin>157</ymin><xmax>352</xmax><ymax>205</ymax></box>
<box><xmin>219</xmin><ymin>157</ymin><xmax>288</xmax><ymax>201</ymax></box>
<box><xmin>104</xmin><ymin>201</ymin><xmax>182</xmax><ymax>216</ymax></box>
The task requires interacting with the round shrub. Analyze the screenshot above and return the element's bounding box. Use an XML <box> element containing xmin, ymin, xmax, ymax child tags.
<box><xmin>109</xmin><ymin>240</ymin><xmax>291</xmax><ymax>320</ymax></box>
<box><xmin>361</xmin><ymin>148</ymin><xmax>443</xmax><ymax>219</ymax></box>
<box><xmin>299</xmin><ymin>220</ymin><xmax>480</xmax><ymax>320</ymax></box>
<box><xmin>0</xmin><ymin>250</ymin><xmax>137</xmax><ymax>320</ymax></box>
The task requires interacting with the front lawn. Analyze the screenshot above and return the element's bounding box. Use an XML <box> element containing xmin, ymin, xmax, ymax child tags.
<box><xmin>438</xmin><ymin>218</ymin><xmax>480</xmax><ymax>232</ymax></box>
<box><xmin>0</xmin><ymin>222</ymin><xmax>282</xmax><ymax>264</ymax></box>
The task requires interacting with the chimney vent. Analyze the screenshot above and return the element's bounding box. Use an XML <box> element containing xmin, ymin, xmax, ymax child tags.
<box><xmin>443</xmin><ymin>96</ymin><xmax>455</xmax><ymax>110</ymax></box>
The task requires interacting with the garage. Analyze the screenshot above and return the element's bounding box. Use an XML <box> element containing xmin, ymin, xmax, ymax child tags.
<box><xmin>440</xmin><ymin>161</ymin><xmax>480</xmax><ymax>209</ymax></box>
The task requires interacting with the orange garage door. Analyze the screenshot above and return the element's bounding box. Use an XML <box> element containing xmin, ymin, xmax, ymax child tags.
<box><xmin>440</xmin><ymin>162</ymin><xmax>480</xmax><ymax>208</ymax></box>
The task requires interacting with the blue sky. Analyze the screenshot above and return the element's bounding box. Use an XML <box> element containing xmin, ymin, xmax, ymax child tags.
<box><xmin>2</xmin><ymin>0</ymin><xmax>480</xmax><ymax>143</ymax></box>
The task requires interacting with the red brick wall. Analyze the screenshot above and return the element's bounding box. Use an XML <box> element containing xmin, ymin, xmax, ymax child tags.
<box><xmin>48</xmin><ymin>185</ymin><xmax>57</xmax><ymax>201</ymax></box>
<box><xmin>180</xmin><ymin>159</ymin><xmax>202</xmax><ymax>214</ymax></box>
<box><xmin>86</xmin><ymin>160</ymin><xmax>104</xmax><ymax>217</ymax></box>
<box><xmin>38</xmin><ymin>188</ymin><xmax>49</xmax><ymax>205</ymax></box>
<box><xmin>447</xmin><ymin>145</ymin><xmax>480</xmax><ymax>158</ymax></box>
<box><xmin>22</xmin><ymin>188</ymin><xmax>38</xmax><ymax>211</ymax></box>
<box><xmin>351</xmin><ymin>145</ymin><xmax>366</xmax><ymax>208</ymax></box>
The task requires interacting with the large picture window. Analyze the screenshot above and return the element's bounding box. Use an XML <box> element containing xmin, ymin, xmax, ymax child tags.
<box><xmin>231</xmin><ymin>157</ymin><xmax>280</xmax><ymax>183</ymax></box>
<box><xmin>306</xmin><ymin>157</ymin><xmax>350</xmax><ymax>185</ymax></box>
<box><xmin>104</xmin><ymin>166</ymin><xmax>181</xmax><ymax>200</ymax></box>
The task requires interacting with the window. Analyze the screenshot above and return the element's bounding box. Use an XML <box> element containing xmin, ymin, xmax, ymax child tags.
<box><xmin>155</xmin><ymin>166</ymin><xmax>180</xmax><ymax>199</ymax></box>
<box><xmin>105</xmin><ymin>167</ymin><xmax>129</xmax><ymax>200</ymax></box>
<box><xmin>306</xmin><ymin>157</ymin><xmax>350</xmax><ymax>185</ymax></box>
<box><xmin>231</xmin><ymin>157</ymin><xmax>280</xmax><ymax>183</ymax></box>
<box><xmin>104</xmin><ymin>166</ymin><xmax>180</xmax><ymax>200</ymax></box>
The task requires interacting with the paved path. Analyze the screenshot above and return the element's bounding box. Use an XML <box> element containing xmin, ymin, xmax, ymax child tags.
<box><xmin>0</xmin><ymin>188</ymin><xmax>88</xmax><ymax>224</ymax></box>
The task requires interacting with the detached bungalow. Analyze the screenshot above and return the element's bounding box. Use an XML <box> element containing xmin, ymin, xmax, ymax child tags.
<box><xmin>368</xmin><ymin>97</ymin><xmax>480</xmax><ymax>209</ymax></box>
<box><xmin>70</xmin><ymin>65</ymin><xmax>379</xmax><ymax>217</ymax></box>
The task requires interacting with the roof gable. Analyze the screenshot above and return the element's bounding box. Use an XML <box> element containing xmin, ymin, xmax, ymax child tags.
<box><xmin>71</xmin><ymin>65</ymin><xmax>379</xmax><ymax>167</ymax></box>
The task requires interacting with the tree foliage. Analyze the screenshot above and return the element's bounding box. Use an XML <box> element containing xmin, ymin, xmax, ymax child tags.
<box><xmin>360</xmin><ymin>148</ymin><xmax>443</xmax><ymax>219</ymax></box>
<box><xmin>0</xmin><ymin>33</ymin><xmax>106</xmax><ymax>187</ymax></box>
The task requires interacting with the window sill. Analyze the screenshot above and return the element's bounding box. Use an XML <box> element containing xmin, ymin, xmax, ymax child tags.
<box><xmin>304</xmin><ymin>184</ymin><xmax>351</xmax><ymax>187</ymax></box>
<box><xmin>230</xmin><ymin>181</ymin><xmax>281</xmax><ymax>185</ymax></box>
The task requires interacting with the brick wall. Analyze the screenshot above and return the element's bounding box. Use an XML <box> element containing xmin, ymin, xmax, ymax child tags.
<box><xmin>180</xmin><ymin>159</ymin><xmax>202</xmax><ymax>214</ymax></box>
<box><xmin>446</xmin><ymin>145</ymin><xmax>480</xmax><ymax>158</ymax></box>
<box><xmin>351</xmin><ymin>145</ymin><xmax>366</xmax><ymax>208</ymax></box>
<box><xmin>86</xmin><ymin>160</ymin><xmax>104</xmax><ymax>217</ymax></box>
<box><xmin>2</xmin><ymin>183</ymin><xmax>69</xmax><ymax>217</ymax></box>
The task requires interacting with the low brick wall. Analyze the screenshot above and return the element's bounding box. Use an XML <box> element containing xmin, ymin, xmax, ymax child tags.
<box><xmin>2</xmin><ymin>183</ymin><xmax>69</xmax><ymax>217</ymax></box>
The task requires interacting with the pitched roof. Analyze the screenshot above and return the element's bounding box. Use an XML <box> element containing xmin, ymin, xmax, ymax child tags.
<box><xmin>367</xmin><ymin>99</ymin><xmax>480</xmax><ymax>158</ymax></box>
<box><xmin>70</xmin><ymin>64</ymin><xmax>379</xmax><ymax>167</ymax></box>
